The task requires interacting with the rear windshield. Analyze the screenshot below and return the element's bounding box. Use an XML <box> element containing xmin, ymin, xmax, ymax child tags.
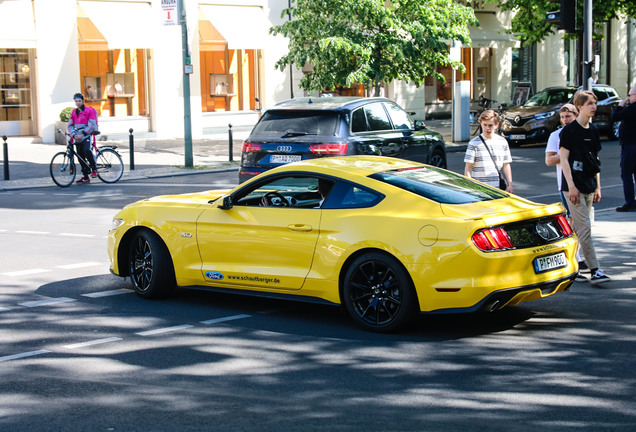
<box><xmin>370</xmin><ymin>166</ymin><xmax>506</xmax><ymax>204</ymax></box>
<box><xmin>251</xmin><ymin>110</ymin><xmax>339</xmax><ymax>137</ymax></box>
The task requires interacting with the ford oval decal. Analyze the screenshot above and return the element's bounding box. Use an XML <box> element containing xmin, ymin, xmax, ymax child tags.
<box><xmin>205</xmin><ymin>271</ymin><xmax>224</xmax><ymax>280</ymax></box>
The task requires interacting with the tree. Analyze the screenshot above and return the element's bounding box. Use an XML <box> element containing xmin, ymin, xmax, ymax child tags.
<box><xmin>270</xmin><ymin>0</ymin><xmax>478</xmax><ymax>95</ymax></box>
<box><xmin>491</xmin><ymin>0</ymin><xmax>636</xmax><ymax>46</ymax></box>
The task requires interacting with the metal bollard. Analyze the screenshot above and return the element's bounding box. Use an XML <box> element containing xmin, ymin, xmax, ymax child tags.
<box><xmin>228</xmin><ymin>123</ymin><xmax>233</xmax><ymax>162</ymax></box>
<box><xmin>128</xmin><ymin>128</ymin><xmax>135</xmax><ymax>170</ymax></box>
<box><xmin>2</xmin><ymin>135</ymin><xmax>8</xmax><ymax>181</ymax></box>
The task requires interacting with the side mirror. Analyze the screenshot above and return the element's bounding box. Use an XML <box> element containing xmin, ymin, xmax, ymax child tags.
<box><xmin>414</xmin><ymin>120</ymin><xmax>426</xmax><ymax>131</ymax></box>
<box><xmin>218</xmin><ymin>195</ymin><xmax>233</xmax><ymax>210</ymax></box>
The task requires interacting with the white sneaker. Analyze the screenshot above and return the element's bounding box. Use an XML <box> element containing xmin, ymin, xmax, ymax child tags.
<box><xmin>590</xmin><ymin>269</ymin><xmax>610</xmax><ymax>285</ymax></box>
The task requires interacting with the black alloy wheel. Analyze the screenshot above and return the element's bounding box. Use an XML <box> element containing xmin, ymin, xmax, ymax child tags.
<box><xmin>343</xmin><ymin>252</ymin><xmax>417</xmax><ymax>332</ymax></box>
<box><xmin>128</xmin><ymin>230</ymin><xmax>175</xmax><ymax>299</ymax></box>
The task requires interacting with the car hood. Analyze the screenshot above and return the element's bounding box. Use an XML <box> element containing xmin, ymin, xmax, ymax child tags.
<box><xmin>440</xmin><ymin>194</ymin><xmax>565</xmax><ymax>225</ymax></box>
<box><xmin>503</xmin><ymin>104</ymin><xmax>562</xmax><ymax>117</ymax></box>
<box><xmin>131</xmin><ymin>189</ymin><xmax>232</xmax><ymax>207</ymax></box>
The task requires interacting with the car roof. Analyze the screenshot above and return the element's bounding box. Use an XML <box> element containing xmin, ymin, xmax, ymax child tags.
<box><xmin>272</xmin><ymin>96</ymin><xmax>392</xmax><ymax>111</ymax></box>
<box><xmin>267</xmin><ymin>155</ymin><xmax>422</xmax><ymax>177</ymax></box>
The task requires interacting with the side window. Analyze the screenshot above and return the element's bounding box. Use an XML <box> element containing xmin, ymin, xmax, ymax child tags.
<box><xmin>323</xmin><ymin>181</ymin><xmax>384</xmax><ymax>209</ymax></box>
<box><xmin>351</xmin><ymin>108</ymin><xmax>368</xmax><ymax>133</ymax></box>
<box><xmin>363</xmin><ymin>103</ymin><xmax>392</xmax><ymax>131</ymax></box>
<box><xmin>234</xmin><ymin>175</ymin><xmax>322</xmax><ymax>208</ymax></box>
<box><xmin>385</xmin><ymin>103</ymin><xmax>413</xmax><ymax>130</ymax></box>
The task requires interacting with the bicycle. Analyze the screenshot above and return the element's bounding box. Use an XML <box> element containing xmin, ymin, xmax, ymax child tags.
<box><xmin>469</xmin><ymin>96</ymin><xmax>508</xmax><ymax>136</ymax></box>
<box><xmin>50</xmin><ymin>129</ymin><xmax>124</xmax><ymax>187</ymax></box>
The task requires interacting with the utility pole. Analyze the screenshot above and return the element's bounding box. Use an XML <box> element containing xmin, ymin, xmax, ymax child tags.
<box><xmin>180</xmin><ymin>0</ymin><xmax>193</xmax><ymax>167</ymax></box>
<box><xmin>583</xmin><ymin>0</ymin><xmax>593</xmax><ymax>90</ymax></box>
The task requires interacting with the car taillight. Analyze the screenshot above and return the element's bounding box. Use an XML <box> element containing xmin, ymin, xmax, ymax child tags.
<box><xmin>555</xmin><ymin>214</ymin><xmax>573</xmax><ymax>237</ymax></box>
<box><xmin>472</xmin><ymin>227</ymin><xmax>514</xmax><ymax>251</ymax></box>
<box><xmin>242</xmin><ymin>141</ymin><xmax>262</xmax><ymax>152</ymax></box>
<box><xmin>310</xmin><ymin>143</ymin><xmax>348</xmax><ymax>155</ymax></box>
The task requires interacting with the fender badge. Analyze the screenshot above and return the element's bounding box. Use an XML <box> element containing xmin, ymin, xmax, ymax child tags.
<box><xmin>181</xmin><ymin>232</ymin><xmax>193</xmax><ymax>238</ymax></box>
<box><xmin>205</xmin><ymin>271</ymin><xmax>224</xmax><ymax>280</ymax></box>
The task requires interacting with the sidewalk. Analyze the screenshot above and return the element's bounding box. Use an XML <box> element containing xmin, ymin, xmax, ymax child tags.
<box><xmin>0</xmin><ymin>119</ymin><xmax>460</xmax><ymax>191</ymax></box>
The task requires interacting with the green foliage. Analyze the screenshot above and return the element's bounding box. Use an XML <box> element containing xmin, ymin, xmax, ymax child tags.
<box><xmin>490</xmin><ymin>0</ymin><xmax>636</xmax><ymax>45</ymax></box>
<box><xmin>59</xmin><ymin>107</ymin><xmax>74</xmax><ymax>122</ymax></box>
<box><xmin>271</xmin><ymin>0</ymin><xmax>478</xmax><ymax>94</ymax></box>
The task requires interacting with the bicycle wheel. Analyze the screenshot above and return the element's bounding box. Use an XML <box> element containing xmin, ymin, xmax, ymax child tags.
<box><xmin>95</xmin><ymin>148</ymin><xmax>124</xmax><ymax>183</ymax></box>
<box><xmin>50</xmin><ymin>151</ymin><xmax>76</xmax><ymax>187</ymax></box>
<box><xmin>470</xmin><ymin>122</ymin><xmax>482</xmax><ymax>136</ymax></box>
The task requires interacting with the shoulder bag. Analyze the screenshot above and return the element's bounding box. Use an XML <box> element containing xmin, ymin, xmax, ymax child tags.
<box><xmin>479</xmin><ymin>135</ymin><xmax>508</xmax><ymax>191</ymax></box>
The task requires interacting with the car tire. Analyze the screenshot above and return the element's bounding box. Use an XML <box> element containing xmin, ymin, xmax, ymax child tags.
<box><xmin>430</xmin><ymin>148</ymin><xmax>446</xmax><ymax>169</ymax></box>
<box><xmin>342</xmin><ymin>252</ymin><xmax>418</xmax><ymax>332</ymax></box>
<box><xmin>609</xmin><ymin>120</ymin><xmax>621</xmax><ymax>140</ymax></box>
<box><xmin>128</xmin><ymin>230</ymin><xmax>176</xmax><ymax>299</ymax></box>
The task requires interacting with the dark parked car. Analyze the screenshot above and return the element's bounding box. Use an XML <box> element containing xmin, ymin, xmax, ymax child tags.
<box><xmin>500</xmin><ymin>84</ymin><xmax>621</xmax><ymax>145</ymax></box>
<box><xmin>239</xmin><ymin>97</ymin><xmax>447</xmax><ymax>182</ymax></box>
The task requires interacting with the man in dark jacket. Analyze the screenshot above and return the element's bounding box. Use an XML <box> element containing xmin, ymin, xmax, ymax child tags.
<box><xmin>611</xmin><ymin>86</ymin><xmax>636</xmax><ymax>212</ymax></box>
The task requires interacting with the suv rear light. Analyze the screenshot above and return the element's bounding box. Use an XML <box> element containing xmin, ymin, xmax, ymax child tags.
<box><xmin>472</xmin><ymin>227</ymin><xmax>514</xmax><ymax>252</ymax></box>
<box><xmin>242</xmin><ymin>141</ymin><xmax>262</xmax><ymax>152</ymax></box>
<box><xmin>310</xmin><ymin>143</ymin><xmax>348</xmax><ymax>155</ymax></box>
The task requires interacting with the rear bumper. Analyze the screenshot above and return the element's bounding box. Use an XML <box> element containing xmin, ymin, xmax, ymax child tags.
<box><xmin>424</xmin><ymin>272</ymin><xmax>577</xmax><ymax>314</ymax></box>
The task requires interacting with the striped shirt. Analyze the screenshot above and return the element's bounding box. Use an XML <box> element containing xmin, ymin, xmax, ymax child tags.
<box><xmin>464</xmin><ymin>134</ymin><xmax>512</xmax><ymax>187</ymax></box>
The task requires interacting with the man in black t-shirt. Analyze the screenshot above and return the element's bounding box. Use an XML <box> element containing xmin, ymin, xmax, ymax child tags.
<box><xmin>560</xmin><ymin>90</ymin><xmax>610</xmax><ymax>285</ymax></box>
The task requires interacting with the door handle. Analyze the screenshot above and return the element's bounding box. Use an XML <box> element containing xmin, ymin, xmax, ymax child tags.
<box><xmin>287</xmin><ymin>224</ymin><xmax>313</xmax><ymax>232</ymax></box>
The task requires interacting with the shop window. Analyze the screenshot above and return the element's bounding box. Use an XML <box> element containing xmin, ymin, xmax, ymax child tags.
<box><xmin>77</xmin><ymin>13</ymin><xmax>148</xmax><ymax>117</ymax></box>
<box><xmin>434</xmin><ymin>47</ymin><xmax>471</xmax><ymax>101</ymax></box>
<box><xmin>0</xmin><ymin>49</ymin><xmax>31</xmax><ymax>124</ymax></box>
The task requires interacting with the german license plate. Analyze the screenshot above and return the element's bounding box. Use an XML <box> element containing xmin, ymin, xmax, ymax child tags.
<box><xmin>533</xmin><ymin>252</ymin><xmax>567</xmax><ymax>273</ymax></box>
<box><xmin>271</xmin><ymin>155</ymin><xmax>302</xmax><ymax>164</ymax></box>
<box><xmin>510</xmin><ymin>134</ymin><xmax>526</xmax><ymax>140</ymax></box>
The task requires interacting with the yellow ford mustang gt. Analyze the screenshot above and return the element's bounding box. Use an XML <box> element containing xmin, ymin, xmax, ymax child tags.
<box><xmin>108</xmin><ymin>156</ymin><xmax>578</xmax><ymax>332</ymax></box>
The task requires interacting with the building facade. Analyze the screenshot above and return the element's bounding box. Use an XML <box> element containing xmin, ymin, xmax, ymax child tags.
<box><xmin>0</xmin><ymin>0</ymin><xmax>634</xmax><ymax>143</ymax></box>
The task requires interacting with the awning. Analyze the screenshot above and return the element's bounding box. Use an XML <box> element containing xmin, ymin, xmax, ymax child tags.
<box><xmin>469</xmin><ymin>13</ymin><xmax>518</xmax><ymax>48</ymax></box>
<box><xmin>77</xmin><ymin>1</ymin><xmax>156</xmax><ymax>49</ymax></box>
<box><xmin>0</xmin><ymin>0</ymin><xmax>37</xmax><ymax>49</ymax></box>
<box><xmin>199</xmin><ymin>5</ymin><xmax>272</xmax><ymax>49</ymax></box>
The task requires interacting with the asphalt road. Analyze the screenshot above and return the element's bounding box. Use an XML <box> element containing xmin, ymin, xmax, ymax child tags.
<box><xmin>1</xmin><ymin>143</ymin><xmax>635</xmax><ymax>431</ymax></box>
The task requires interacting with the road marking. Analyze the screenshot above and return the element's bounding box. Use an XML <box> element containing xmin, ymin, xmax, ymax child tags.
<box><xmin>83</xmin><ymin>288</ymin><xmax>131</xmax><ymax>298</ymax></box>
<box><xmin>0</xmin><ymin>350</ymin><xmax>50</xmax><ymax>362</ymax></box>
<box><xmin>62</xmin><ymin>337</ymin><xmax>123</xmax><ymax>349</ymax></box>
<box><xmin>200</xmin><ymin>314</ymin><xmax>251</xmax><ymax>325</ymax></box>
<box><xmin>16</xmin><ymin>230</ymin><xmax>50</xmax><ymax>235</ymax></box>
<box><xmin>2</xmin><ymin>268</ymin><xmax>50</xmax><ymax>277</ymax></box>
<box><xmin>136</xmin><ymin>324</ymin><xmax>194</xmax><ymax>336</ymax></box>
<box><xmin>59</xmin><ymin>233</ymin><xmax>96</xmax><ymax>238</ymax></box>
<box><xmin>57</xmin><ymin>262</ymin><xmax>102</xmax><ymax>270</ymax></box>
<box><xmin>19</xmin><ymin>297</ymin><xmax>76</xmax><ymax>307</ymax></box>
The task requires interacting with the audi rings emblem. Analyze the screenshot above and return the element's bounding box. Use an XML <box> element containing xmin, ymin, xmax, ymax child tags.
<box><xmin>277</xmin><ymin>145</ymin><xmax>293</xmax><ymax>152</ymax></box>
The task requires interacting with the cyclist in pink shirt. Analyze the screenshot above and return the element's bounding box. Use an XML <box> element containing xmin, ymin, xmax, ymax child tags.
<box><xmin>68</xmin><ymin>92</ymin><xmax>98</xmax><ymax>183</ymax></box>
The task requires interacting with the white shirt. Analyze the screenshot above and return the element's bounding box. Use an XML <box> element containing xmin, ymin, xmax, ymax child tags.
<box><xmin>545</xmin><ymin>128</ymin><xmax>563</xmax><ymax>190</ymax></box>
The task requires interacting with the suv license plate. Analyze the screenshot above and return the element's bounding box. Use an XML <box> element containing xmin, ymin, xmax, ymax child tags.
<box><xmin>533</xmin><ymin>252</ymin><xmax>567</xmax><ymax>273</ymax></box>
<box><xmin>271</xmin><ymin>155</ymin><xmax>302</xmax><ymax>164</ymax></box>
<box><xmin>510</xmin><ymin>134</ymin><xmax>526</xmax><ymax>140</ymax></box>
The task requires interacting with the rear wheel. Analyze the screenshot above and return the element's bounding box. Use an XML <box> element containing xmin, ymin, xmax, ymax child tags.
<box><xmin>343</xmin><ymin>252</ymin><xmax>417</xmax><ymax>332</ymax></box>
<box><xmin>50</xmin><ymin>151</ymin><xmax>76</xmax><ymax>187</ymax></box>
<box><xmin>128</xmin><ymin>230</ymin><xmax>175</xmax><ymax>299</ymax></box>
<box><xmin>96</xmin><ymin>148</ymin><xmax>124</xmax><ymax>183</ymax></box>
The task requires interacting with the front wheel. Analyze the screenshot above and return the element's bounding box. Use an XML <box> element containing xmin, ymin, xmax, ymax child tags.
<box><xmin>128</xmin><ymin>230</ymin><xmax>175</xmax><ymax>299</ymax></box>
<box><xmin>342</xmin><ymin>252</ymin><xmax>418</xmax><ymax>332</ymax></box>
<box><xmin>430</xmin><ymin>148</ymin><xmax>446</xmax><ymax>169</ymax></box>
<box><xmin>50</xmin><ymin>151</ymin><xmax>76</xmax><ymax>187</ymax></box>
<box><xmin>96</xmin><ymin>148</ymin><xmax>124</xmax><ymax>183</ymax></box>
